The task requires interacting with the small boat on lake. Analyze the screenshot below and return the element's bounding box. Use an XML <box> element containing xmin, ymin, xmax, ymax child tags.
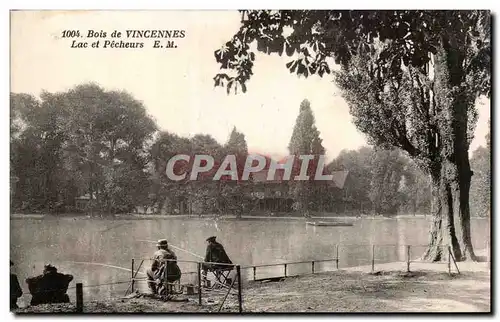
<box><xmin>306</xmin><ymin>221</ymin><xmax>354</xmax><ymax>227</ymax></box>
<box><xmin>10</xmin><ymin>214</ymin><xmax>45</xmax><ymax>219</ymax></box>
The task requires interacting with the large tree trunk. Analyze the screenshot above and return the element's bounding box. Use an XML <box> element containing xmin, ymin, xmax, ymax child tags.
<box><xmin>450</xmin><ymin>96</ymin><xmax>477</xmax><ymax>261</ymax></box>
<box><xmin>423</xmin><ymin>165</ymin><xmax>460</xmax><ymax>261</ymax></box>
<box><xmin>423</xmin><ymin>161</ymin><xmax>476</xmax><ymax>261</ymax></box>
<box><xmin>454</xmin><ymin>164</ymin><xmax>476</xmax><ymax>260</ymax></box>
<box><xmin>423</xmin><ymin>40</ymin><xmax>477</xmax><ymax>262</ymax></box>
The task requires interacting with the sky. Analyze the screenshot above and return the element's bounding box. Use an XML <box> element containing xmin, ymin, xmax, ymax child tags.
<box><xmin>10</xmin><ymin>10</ymin><xmax>491</xmax><ymax>162</ymax></box>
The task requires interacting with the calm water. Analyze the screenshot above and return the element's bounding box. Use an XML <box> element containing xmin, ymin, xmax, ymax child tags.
<box><xmin>10</xmin><ymin>216</ymin><xmax>489</xmax><ymax>306</ymax></box>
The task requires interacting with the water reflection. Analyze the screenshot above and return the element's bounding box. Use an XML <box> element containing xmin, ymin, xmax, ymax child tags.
<box><xmin>11</xmin><ymin>217</ymin><xmax>489</xmax><ymax>306</ymax></box>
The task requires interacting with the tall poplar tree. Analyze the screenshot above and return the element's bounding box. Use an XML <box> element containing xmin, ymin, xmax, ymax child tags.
<box><xmin>288</xmin><ymin>99</ymin><xmax>325</xmax><ymax>215</ymax></box>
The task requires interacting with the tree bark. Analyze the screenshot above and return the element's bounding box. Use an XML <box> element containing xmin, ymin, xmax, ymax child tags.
<box><xmin>423</xmin><ymin>162</ymin><xmax>476</xmax><ymax>261</ymax></box>
<box><xmin>423</xmin><ymin>166</ymin><xmax>459</xmax><ymax>261</ymax></box>
<box><xmin>451</xmin><ymin>108</ymin><xmax>476</xmax><ymax>261</ymax></box>
<box><xmin>454</xmin><ymin>170</ymin><xmax>476</xmax><ymax>260</ymax></box>
<box><xmin>423</xmin><ymin>41</ymin><xmax>477</xmax><ymax>262</ymax></box>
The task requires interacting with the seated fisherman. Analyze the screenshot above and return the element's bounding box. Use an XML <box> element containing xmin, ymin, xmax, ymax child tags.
<box><xmin>26</xmin><ymin>264</ymin><xmax>73</xmax><ymax>306</ymax></box>
<box><xmin>147</xmin><ymin>239</ymin><xmax>181</xmax><ymax>294</ymax></box>
<box><xmin>202</xmin><ymin>236</ymin><xmax>233</xmax><ymax>284</ymax></box>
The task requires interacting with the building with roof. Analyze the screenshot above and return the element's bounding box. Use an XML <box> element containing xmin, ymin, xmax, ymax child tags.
<box><xmin>248</xmin><ymin>166</ymin><xmax>349</xmax><ymax>213</ymax></box>
<box><xmin>157</xmin><ymin>154</ymin><xmax>350</xmax><ymax>216</ymax></box>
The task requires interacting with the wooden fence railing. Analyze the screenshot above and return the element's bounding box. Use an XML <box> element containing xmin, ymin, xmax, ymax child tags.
<box><xmin>66</xmin><ymin>243</ymin><xmax>468</xmax><ymax>313</ymax></box>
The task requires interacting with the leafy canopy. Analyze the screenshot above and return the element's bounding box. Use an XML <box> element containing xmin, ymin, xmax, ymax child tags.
<box><xmin>214</xmin><ymin>10</ymin><xmax>490</xmax><ymax>96</ymax></box>
<box><xmin>214</xmin><ymin>10</ymin><xmax>490</xmax><ymax>176</ymax></box>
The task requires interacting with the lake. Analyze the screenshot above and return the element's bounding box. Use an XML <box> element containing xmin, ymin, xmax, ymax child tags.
<box><xmin>10</xmin><ymin>216</ymin><xmax>489</xmax><ymax>307</ymax></box>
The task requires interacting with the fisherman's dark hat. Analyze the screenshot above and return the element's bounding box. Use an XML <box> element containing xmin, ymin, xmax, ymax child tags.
<box><xmin>44</xmin><ymin>264</ymin><xmax>57</xmax><ymax>272</ymax></box>
<box><xmin>206</xmin><ymin>236</ymin><xmax>217</xmax><ymax>242</ymax></box>
<box><xmin>156</xmin><ymin>239</ymin><xmax>169</xmax><ymax>247</ymax></box>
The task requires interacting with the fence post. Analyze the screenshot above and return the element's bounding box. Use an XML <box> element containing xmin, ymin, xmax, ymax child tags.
<box><xmin>236</xmin><ymin>265</ymin><xmax>243</xmax><ymax>313</ymax></box>
<box><xmin>76</xmin><ymin>283</ymin><xmax>83</xmax><ymax>313</ymax></box>
<box><xmin>335</xmin><ymin>244</ymin><xmax>339</xmax><ymax>270</ymax></box>
<box><xmin>253</xmin><ymin>266</ymin><xmax>256</xmax><ymax>281</ymax></box>
<box><xmin>406</xmin><ymin>245</ymin><xmax>411</xmax><ymax>273</ymax></box>
<box><xmin>447</xmin><ymin>246</ymin><xmax>451</xmax><ymax>275</ymax></box>
<box><xmin>131</xmin><ymin>258</ymin><xmax>135</xmax><ymax>293</ymax></box>
<box><xmin>197</xmin><ymin>262</ymin><xmax>202</xmax><ymax>305</ymax></box>
<box><xmin>371</xmin><ymin>245</ymin><xmax>375</xmax><ymax>272</ymax></box>
<box><xmin>312</xmin><ymin>261</ymin><xmax>315</xmax><ymax>274</ymax></box>
<box><xmin>284</xmin><ymin>264</ymin><xmax>287</xmax><ymax>277</ymax></box>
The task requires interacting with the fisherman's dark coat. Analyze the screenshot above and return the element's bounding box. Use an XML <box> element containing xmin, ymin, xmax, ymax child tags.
<box><xmin>203</xmin><ymin>241</ymin><xmax>232</xmax><ymax>270</ymax></box>
<box><xmin>26</xmin><ymin>272</ymin><xmax>73</xmax><ymax>306</ymax></box>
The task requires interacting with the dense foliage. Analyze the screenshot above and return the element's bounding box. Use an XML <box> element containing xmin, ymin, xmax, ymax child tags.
<box><xmin>212</xmin><ymin>10</ymin><xmax>490</xmax><ymax>260</ymax></box>
<box><xmin>469</xmin><ymin>121</ymin><xmax>491</xmax><ymax>218</ymax></box>
<box><xmin>10</xmin><ymin>84</ymin><xmax>157</xmax><ymax>214</ymax></box>
<box><xmin>10</xmin><ymin>85</ymin><xmax>489</xmax><ymax>218</ymax></box>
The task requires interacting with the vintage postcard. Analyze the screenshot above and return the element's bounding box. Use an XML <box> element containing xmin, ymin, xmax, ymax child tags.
<box><xmin>9</xmin><ymin>10</ymin><xmax>491</xmax><ymax>314</ymax></box>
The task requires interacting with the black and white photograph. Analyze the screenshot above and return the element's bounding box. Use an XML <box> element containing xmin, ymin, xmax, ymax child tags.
<box><xmin>8</xmin><ymin>8</ymin><xmax>491</xmax><ymax>314</ymax></box>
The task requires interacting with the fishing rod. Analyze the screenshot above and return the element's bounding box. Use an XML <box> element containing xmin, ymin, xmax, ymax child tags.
<box><xmin>131</xmin><ymin>240</ymin><xmax>241</xmax><ymax>294</ymax></box>
<box><xmin>137</xmin><ymin>239</ymin><xmax>204</xmax><ymax>259</ymax></box>
<box><xmin>64</xmin><ymin>260</ymin><xmax>235</xmax><ymax>295</ymax></box>
<box><xmin>63</xmin><ymin>261</ymin><xmax>147</xmax><ymax>276</ymax></box>
<box><xmin>136</xmin><ymin>240</ymin><xmax>237</xmax><ymax>286</ymax></box>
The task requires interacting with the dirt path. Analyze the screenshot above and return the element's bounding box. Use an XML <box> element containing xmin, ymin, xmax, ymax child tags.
<box><xmin>224</xmin><ymin>269</ymin><xmax>490</xmax><ymax>312</ymax></box>
<box><xmin>16</xmin><ymin>267</ymin><xmax>490</xmax><ymax>313</ymax></box>
<box><xmin>14</xmin><ymin>249</ymin><xmax>491</xmax><ymax>313</ymax></box>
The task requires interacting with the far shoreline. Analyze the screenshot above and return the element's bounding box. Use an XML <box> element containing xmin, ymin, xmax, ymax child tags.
<box><xmin>10</xmin><ymin>213</ymin><xmax>488</xmax><ymax>221</ymax></box>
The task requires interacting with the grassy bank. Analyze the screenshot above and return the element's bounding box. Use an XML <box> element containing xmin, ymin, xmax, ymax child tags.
<box><xmin>15</xmin><ymin>261</ymin><xmax>490</xmax><ymax>314</ymax></box>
